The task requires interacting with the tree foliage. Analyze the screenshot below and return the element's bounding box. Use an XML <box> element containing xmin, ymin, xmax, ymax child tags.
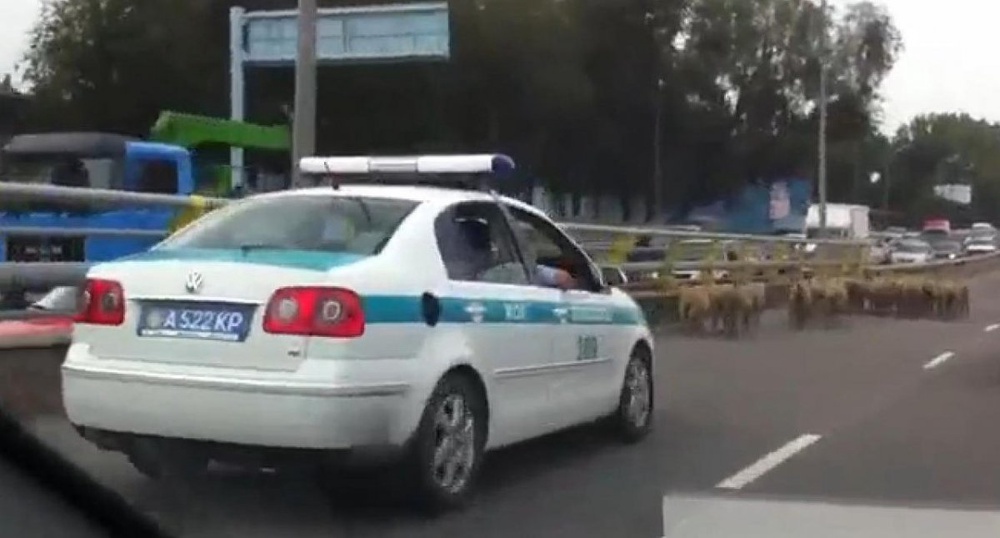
<box><xmin>886</xmin><ymin>114</ymin><xmax>1000</xmax><ymax>225</ymax></box>
<box><xmin>18</xmin><ymin>0</ymin><xmax>904</xmax><ymax>219</ymax></box>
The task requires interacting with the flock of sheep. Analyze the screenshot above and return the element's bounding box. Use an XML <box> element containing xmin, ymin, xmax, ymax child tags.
<box><xmin>676</xmin><ymin>275</ymin><xmax>971</xmax><ymax>338</ymax></box>
<box><xmin>676</xmin><ymin>282</ymin><xmax>767</xmax><ymax>338</ymax></box>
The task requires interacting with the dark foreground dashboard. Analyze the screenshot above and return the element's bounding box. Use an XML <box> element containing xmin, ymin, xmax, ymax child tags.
<box><xmin>0</xmin><ymin>406</ymin><xmax>171</xmax><ymax>537</ymax></box>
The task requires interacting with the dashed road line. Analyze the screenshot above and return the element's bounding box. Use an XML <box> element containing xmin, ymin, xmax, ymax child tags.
<box><xmin>716</xmin><ymin>434</ymin><xmax>822</xmax><ymax>490</ymax></box>
<box><xmin>923</xmin><ymin>351</ymin><xmax>955</xmax><ymax>370</ymax></box>
<box><xmin>985</xmin><ymin>324</ymin><xmax>1000</xmax><ymax>333</ymax></box>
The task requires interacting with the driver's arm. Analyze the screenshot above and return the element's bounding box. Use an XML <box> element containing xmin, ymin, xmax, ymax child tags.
<box><xmin>535</xmin><ymin>264</ymin><xmax>576</xmax><ymax>290</ymax></box>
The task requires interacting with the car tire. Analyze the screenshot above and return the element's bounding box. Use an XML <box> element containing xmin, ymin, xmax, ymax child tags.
<box><xmin>404</xmin><ymin>372</ymin><xmax>487</xmax><ymax>514</ymax></box>
<box><xmin>611</xmin><ymin>346</ymin><xmax>654</xmax><ymax>443</ymax></box>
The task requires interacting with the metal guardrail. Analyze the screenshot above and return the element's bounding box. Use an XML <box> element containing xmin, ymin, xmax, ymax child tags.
<box><xmin>0</xmin><ymin>180</ymin><xmax>991</xmax><ymax>304</ymax></box>
<box><xmin>0</xmin><ymin>182</ymin><xmax>229</xmax><ymax>209</ymax></box>
<box><xmin>0</xmin><ymin>262</ymin><xmax>91</xmax><ymax>292</ymax></box>
<box><xmin>0</xmin><ymin>308</ymin><xmax>75</xmax><ymax>321</ymax></box>
<box><xmin>559</xmin><ymin>221</ymin><xmax>865</xmax><ymax>246</ymax></box>
<box><xmin>2</xmin><ymin>252</ymin><xmax>996</xmax><ymax>326</ymax></box>
<box><xmin>1</xmin><ymin>226</ymin><xmax>167</xmax><ymax>238</ymax></box>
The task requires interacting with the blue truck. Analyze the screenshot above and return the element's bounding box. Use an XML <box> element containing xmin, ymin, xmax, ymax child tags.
<box><xmin>0</xmin><ymin>132</ymin><xmax>196</xmax><ymax>264</ymax></box>
<box><xmin>685</xmin><ymin>178</ymin><xmax>812</xmax><ymax>235</ymax></box>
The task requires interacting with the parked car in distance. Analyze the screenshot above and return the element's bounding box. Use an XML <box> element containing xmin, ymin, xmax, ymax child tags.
<box><xmin>964</xmin><ymin>236</ymin><xmax>998</xmax><ymax>255</ymax></box>
<box><xmin>966</xmin><ymin>226</ymin><xmax>997</xmax><ymax>243</ymax></box>
<box><xmin>890</xmin><ymin>239</ymin><xmax>933</xmax><ymax>264</ymax></box>
<box><xmin>867</xmin><ymin>236</ymin><xmax>893</xmax><ymax>264</ymax></box>
<box><xmin>924</xmin><ymin>235</ymin><xmax>963</xmax><ymax>260</ymax></box>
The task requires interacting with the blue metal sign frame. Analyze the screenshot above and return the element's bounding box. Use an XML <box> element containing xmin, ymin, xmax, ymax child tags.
<box><xmin>228</xmin><ymin>2</ymin><xmax>450</xmax><ymax>188</ymax></box>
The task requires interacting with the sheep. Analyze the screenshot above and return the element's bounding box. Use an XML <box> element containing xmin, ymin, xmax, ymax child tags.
<box><xmin>957</xmin><ymin>283</ymin><xmax>971</xmax><ymax>319</ymax></box>
<box><xmin>677</xmin><ymin>285</ymin><xmax>713</xmax><ymax>334</ymax></box>
<box><xmin>738</xmin><ymin>282</ymin><xmax>767</xmax><ymax>335</ymax></box>
<box><xmin>843</xmin><ymin>276</ymin><xmax>970</xmax><ymax>322</ymax></box>
<box><xmin>705</xmin><ymin>284</ymin><xmax>732</xmax><ymax>334</ymax></box>
<box><xmin>896</xmin><ymin>278</ymin><xmax>927</xmax><ymax>319</ymax></box>
<box><xmin>787</xmin><ymin>280</ymin><xmax>812</xmax><ymax>331</ymax></box>
<box><xmin>809</xmin><ymin>278</ymin><xmax>849</xmax><ymax>327</ymax></box>
<box><xmin>844</xmin><ymin>278</ymin><xmax>868</xmax><ymax>314</ymax></box>
<box><xmin>711</xmin><ymin>284</ymin><xmax>746</xmax><ymax>338</ymax></box>
<box><xmin>867</xmin><ymin>278</ymin><xmax>900</xmax><ymax>317</ymax></box>
<box><xmin>935</xmin><ymin>280</ymin><xmax>971</xmax><ymax>320</ymax></box>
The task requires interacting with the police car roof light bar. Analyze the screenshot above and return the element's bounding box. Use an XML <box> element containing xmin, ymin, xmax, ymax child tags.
<box><xmin>299</xmin><ymin>154</ymin><xmax>516</xmax><ymax>178</ymax></box>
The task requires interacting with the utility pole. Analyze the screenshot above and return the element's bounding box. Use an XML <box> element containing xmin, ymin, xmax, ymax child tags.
<box><xmin>291</xmin><ymin>0</ymin><xmax>318</xmax><ymax>188</ymax></box>
<box><xmin>647</xmin><ymin>6</ymin><xmax>664</xmax><ymax>222</ymax></box>
<box><xmin>817</xmin><ymin>0</ymin><xmax>829</xmax><ymax>235</ymax></box>
<box><xmin>652</xmin><ymin>78</ymin><xmax>664</xmax><ymax>221</ymax></box>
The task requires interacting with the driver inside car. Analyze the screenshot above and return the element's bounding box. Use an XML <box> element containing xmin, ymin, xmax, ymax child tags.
<box><xmin>457</xmin><ymin>218</ymin><xmax>576</xmax><ymax>290</ymax></box>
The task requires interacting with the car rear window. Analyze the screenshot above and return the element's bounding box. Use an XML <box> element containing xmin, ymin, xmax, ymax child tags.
<box><xmin>896</xmin><ymin>240</ymin><xmax>928</xmax><ymax>253</ymax></box>
<box><xmin>157</xmin><ymin>194</ymin><xmax>418</xmax><ymax>255</ymax></box>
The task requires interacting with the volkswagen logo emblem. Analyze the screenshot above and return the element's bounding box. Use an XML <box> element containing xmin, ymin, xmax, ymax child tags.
<box><xmin>185</xmin><ymin>271</ymin><xmax>204</xmax><ymax>294</ymax></box>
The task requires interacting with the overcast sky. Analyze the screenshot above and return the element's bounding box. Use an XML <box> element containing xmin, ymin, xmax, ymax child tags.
<box><xmin>1</xmin><ymin>0</ymin><xmax>997</xmax><ymax>133</ymax></box>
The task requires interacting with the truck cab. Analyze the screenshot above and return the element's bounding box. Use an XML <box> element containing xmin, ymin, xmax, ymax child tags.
<box><xmin>0</xmin><ymin>132</ymin><xmax>195</xmax><ymax>263</ymax></box>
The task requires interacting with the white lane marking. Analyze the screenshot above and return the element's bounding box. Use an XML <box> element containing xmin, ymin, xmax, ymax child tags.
<box><xmin>716</xmin><ymin>434</ymin><xmax>822</xmax><ymax>490</ymax></box>
<box><xmin>923</xmin><ymin>351</ymin><xmax>955</xmax><ymax>370</ymax></box>
<box><xmin>986</xmin><ymin>324</ymin><xmax>1000</xmax><ymax>333</ymax></box>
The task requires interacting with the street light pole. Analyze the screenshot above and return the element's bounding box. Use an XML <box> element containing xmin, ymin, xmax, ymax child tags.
<box><xmin>882</xmin><ymin>163</ymin><xmax>891</xmax><ymax>212</ymax></box>
<box><xmin>817</xmin><ymin>0</ymin><xmax>829</xmax><ymax>235</ymax></box>
<box><xmin>291</xmin><ymin>0</ymin><xmax>318</xmax><ymax>188</ymax></box>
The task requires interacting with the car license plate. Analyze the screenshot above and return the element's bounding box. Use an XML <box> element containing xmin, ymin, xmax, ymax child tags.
<box><xmin>137</xmin><ymin>302</ymin><xmax>255</xmax><ymax>342</ymax></box>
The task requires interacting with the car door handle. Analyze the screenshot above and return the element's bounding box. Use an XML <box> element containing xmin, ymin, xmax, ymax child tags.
<box><xmin>552</xmin><ymin>307</ymin><xmax>569</xmax><ymax>320</ymax></box>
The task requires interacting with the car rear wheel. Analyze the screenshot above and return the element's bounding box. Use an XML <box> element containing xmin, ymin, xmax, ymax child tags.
<box><xmin>611</xmin><ymin>346</ymin><xmax>654</xmax><ymax>443</ymax></box>
<box><xmin>404</xmin><ymin>372</ymin><xmax>487</xmax><ymax>514</ymax></box>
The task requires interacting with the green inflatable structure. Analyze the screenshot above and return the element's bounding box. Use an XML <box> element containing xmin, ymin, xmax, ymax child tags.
<box><xmin>149</xmin><ymin>111</ymin><xmax>290</xmax><ymax>195</ymax></box>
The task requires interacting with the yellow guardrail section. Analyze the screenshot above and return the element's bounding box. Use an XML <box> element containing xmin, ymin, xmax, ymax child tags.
<box><xmin>167</xmin><ymin>194</ymin><xmax>212</xmax><ymax>234</ymax></box>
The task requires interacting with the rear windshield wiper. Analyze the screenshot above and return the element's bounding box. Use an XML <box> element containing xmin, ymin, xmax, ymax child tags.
<box><xmin>343</xmin><ymin>196</ymin><xmax>373</xmax><ymax>225</ymax></box>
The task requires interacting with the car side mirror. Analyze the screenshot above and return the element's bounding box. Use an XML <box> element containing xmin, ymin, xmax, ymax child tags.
<box><xmin>599</xmin><ymin>265</ymin><xmax>628</xmax><ymax>287</ymax></box>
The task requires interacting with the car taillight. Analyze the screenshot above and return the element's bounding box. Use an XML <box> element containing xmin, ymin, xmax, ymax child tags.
<box><xmin>262</xmin><ymin>287</ymin><xmax>365</xmax><ymax>338</ymax></box>
<box><xmin>75</xmin><ymin>278</ymin><xmax>125</xmax><ymax>326</ymax></box>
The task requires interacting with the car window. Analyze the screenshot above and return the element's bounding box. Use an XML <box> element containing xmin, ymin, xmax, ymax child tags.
<box><xmin>158</xmin><ymin>194</ymin><xmax>418</xmax><ymax>255</ymax></box>
<box><xmin>896</xmin><ymin>241</ymin><xmax>928</xmax><ymax>253</ymax></box>
<box><xmin>505</xmin><ymin>205</ymin><xmax>602</xmax><ymax>292</ymax></box>
<box><xmin>434</xmin><ymin>201</ymin><xmax>530</xmax><ymax>285</ymax></box>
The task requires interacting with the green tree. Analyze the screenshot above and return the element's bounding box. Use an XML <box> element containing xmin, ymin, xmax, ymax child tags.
<box><xmin>667</xmin><ymin>0</ymin><xmax>901</xmax><ymax>207</ymax></box>
<box><xmin>888</xmin><ymin>113</ymin><xmax>1000</xmax><ymax>225</ymax></box>
<box><xmin>16</xmin><ymin>0</ymin><xmax>904</xmax><ymax>221</ymax></box>
<box><xmin>22</xmin><ymin>0</ymin><xmax>233</xmax><ymax>133</ymax></box>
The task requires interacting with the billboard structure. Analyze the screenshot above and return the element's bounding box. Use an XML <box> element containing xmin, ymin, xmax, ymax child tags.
<box><xmin>933</xmin><ymin>184</ymin><xmax>972</xmax><ymax>205</ymax></box>
<box><xmin>228</xmin><ymin>3</ymin><xmax>450</xmax><ymax>188</ymax></box>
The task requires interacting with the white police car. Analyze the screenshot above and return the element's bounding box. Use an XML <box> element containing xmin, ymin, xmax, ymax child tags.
<box><xmin>62</xmin><ymin>154</ymin><xmax>654</xmax><ymax>511</ymax></box>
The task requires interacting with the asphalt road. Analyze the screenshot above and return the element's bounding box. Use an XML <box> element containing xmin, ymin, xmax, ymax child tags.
<box><xmin>7</xmin><ymin>272</ymin><xmax>1000</xmax><ymax>537</ymax></box>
